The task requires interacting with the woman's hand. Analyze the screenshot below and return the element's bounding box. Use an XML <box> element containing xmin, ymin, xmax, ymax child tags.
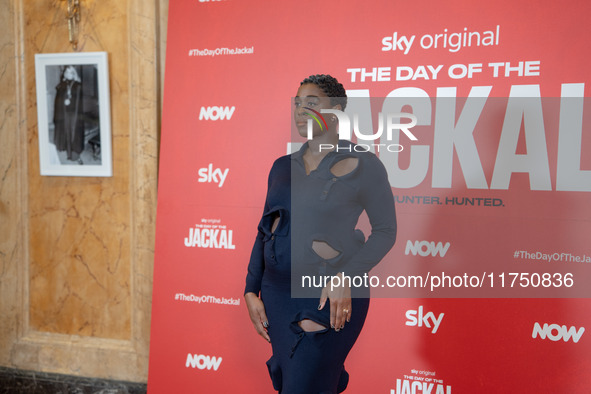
<box><xmin>318</xmin><ymin>273</ymin><xmax>351</xmax><ymax>331</ymax></box>
<box><xmin>244</xmin><ymin>292</ymin><xmax>271</xmax><ymax>342</ymax></box>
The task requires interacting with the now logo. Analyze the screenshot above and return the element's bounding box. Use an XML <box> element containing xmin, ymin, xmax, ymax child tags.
<box><xmin>405</xmin><ymin>240</ymin><xmax>450</xmax><ymax>257</ymax></box>
<box><xmin>532</xmin><ymin>322</ymin><xmax>585</xmax><ymax>343</ymax></box>
<box><xmin>199</xmin><ymin>106</ymin><xmax>235</xmax><ymax>121</ymax></box>
<box><xmin>185</xmin><ymin>353</ymin><xmax>223</xmax><ymax>371</ymax></box>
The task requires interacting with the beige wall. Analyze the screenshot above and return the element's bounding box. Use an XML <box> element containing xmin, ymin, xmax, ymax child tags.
<box><xmin>0</xmin><ymin>0</ymin><xmax>167</xmax><ymax>382</ymax></box>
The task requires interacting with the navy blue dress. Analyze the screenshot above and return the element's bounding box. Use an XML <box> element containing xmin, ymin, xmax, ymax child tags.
<box><xmin>245</xmin><ymin>140</ymin><xmax>396</xmax><ymax>393</ymax></box>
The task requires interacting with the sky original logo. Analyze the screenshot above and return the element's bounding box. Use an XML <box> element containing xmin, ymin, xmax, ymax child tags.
<box><xmin>198</xmin><ymin>164</ymin><xmax>229</xmax><ymax>187</ymax></box>
<box><xmin>532</xmin><ymin>322</ymin><xmax>585</xmax><ymax>343</ymax></box>
<box><xmin>199</xmin><ymin>106</ymin><xmax>235</xmax><ymax>121</ymax></box>
<box><xmin>405</xmin><ymin>306</ymin><xmax>444</xmax><ymax>334</ymax></box>
<box><xmin>185</xmin><ymin>353</ymin><xmax>222</xmax><ymax>371</ymax></box>
<box><xmin>405</xmin><ymin>240</ymin><xmax>451</xmax><ymax>257</ymax></box>
<box><xmin>381</xmin><ymin>26</ymin><xmax>500</xmax><ymax>55</ymax></box>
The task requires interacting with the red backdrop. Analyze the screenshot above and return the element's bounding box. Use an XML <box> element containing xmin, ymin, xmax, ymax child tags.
<box><xmin>149</xmin><ymin>1</ymin><xmax>591</xmax><ymax>392</ymax></box>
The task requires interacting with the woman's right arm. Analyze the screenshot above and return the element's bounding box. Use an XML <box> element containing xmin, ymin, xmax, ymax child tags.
<box><xmin>244</xmin><ymin>196</ymin><xmax>271</xmax><ymax>342</ymax></box>
<box><xmin>244</xmin><ymin>292</ymin><xmax>270</xmax><ymax>342</ymax></box>
<box><xmin>244</xmin><ymin>225</ymin><xmax>266</xmax><ymax>296</ymax></box>
<box><xmin>244</xmin><ymin>205</ymin><xmax>272</xmax><ymax>342</ymax></box>
<box><xmin>244</xmin><ymin>160</ymin><xmax>279</xmax><ymax>342</ymax></box>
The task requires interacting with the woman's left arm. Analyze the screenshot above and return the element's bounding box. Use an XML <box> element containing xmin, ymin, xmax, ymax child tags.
<box><xmin>344</xmin><ymin>153</ymin><xmax>397</xmax><ymax>276</ymax></box>
<box><xmin>320</xmin><ymin>153</ymin><xmax>396</xmax><ymax>330</ymax></box>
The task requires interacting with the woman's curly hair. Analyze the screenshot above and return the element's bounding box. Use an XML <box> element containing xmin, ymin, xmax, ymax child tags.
<box><xmin>300</xmin><ymin>74</ymin><xmax>347</xmax><ymax>110</ymax></box>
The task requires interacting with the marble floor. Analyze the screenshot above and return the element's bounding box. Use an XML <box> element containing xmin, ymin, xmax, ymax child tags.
<box><xmin>0</xmin><ymin>367</ymin><xmax>146</xmax><ymax>394</ymax></box>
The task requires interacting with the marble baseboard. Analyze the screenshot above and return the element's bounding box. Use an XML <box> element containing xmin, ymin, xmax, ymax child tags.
<box><xmin>0</xmin><ymin>367</ymin><xmax>147</xmax><ymax>394</ymax></box>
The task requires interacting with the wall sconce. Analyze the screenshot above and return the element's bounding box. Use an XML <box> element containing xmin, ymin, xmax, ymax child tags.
<box><xmin>64</xmin><ymin>0</ymin><xmax>81</xmax><ymax>50</ymax></box>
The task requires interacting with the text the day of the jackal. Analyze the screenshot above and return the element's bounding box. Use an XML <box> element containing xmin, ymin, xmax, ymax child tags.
<box><xmin>341</xmin><ymin>84</ymin><xmax>589</xmax><ymax>191</ymax></box>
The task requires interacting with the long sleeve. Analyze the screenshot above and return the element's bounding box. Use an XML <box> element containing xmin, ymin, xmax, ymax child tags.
<box><xmin>341</xmin><ymin>154</ymin><xmax>397</xmax><ymax>276</ymax></box>
<box><xmin>244</xmin><ymin>175</ymin><xmax>272</xmax><ymax>296</ymax></box>
<box><xmin>244</xmin><ymin>156</ymin><xmax>291</xmax><ymax>295</ymax></box>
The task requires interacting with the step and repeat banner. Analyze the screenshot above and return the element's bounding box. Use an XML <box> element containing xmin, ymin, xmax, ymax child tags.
<box><xmin>149</xmin><ymin>0</ymin><xmax>591</xmax><ymax>392</ymax></box>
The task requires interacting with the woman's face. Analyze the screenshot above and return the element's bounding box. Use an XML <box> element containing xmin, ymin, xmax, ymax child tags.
<box><xmin>64</xmin><ymin>66</ymin><xmax>76</xmax><ymax>81</ymax></box>
<box><xmin>294</xmin><ymin>83</ymin><xmax>334</xmax><ymax>139</ymax></box>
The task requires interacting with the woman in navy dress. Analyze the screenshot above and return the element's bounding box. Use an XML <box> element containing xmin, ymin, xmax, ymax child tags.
<box><xmin>245</xmin><ymin>74</ymin><xmax>396</xmax><ymax>393</ymax></box>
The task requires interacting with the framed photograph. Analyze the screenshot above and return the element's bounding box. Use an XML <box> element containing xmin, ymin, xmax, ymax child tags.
<box><xmin>34</xmin><ymin>52</ymin><xmax>112</xmax><ymax>176</ymax></box>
